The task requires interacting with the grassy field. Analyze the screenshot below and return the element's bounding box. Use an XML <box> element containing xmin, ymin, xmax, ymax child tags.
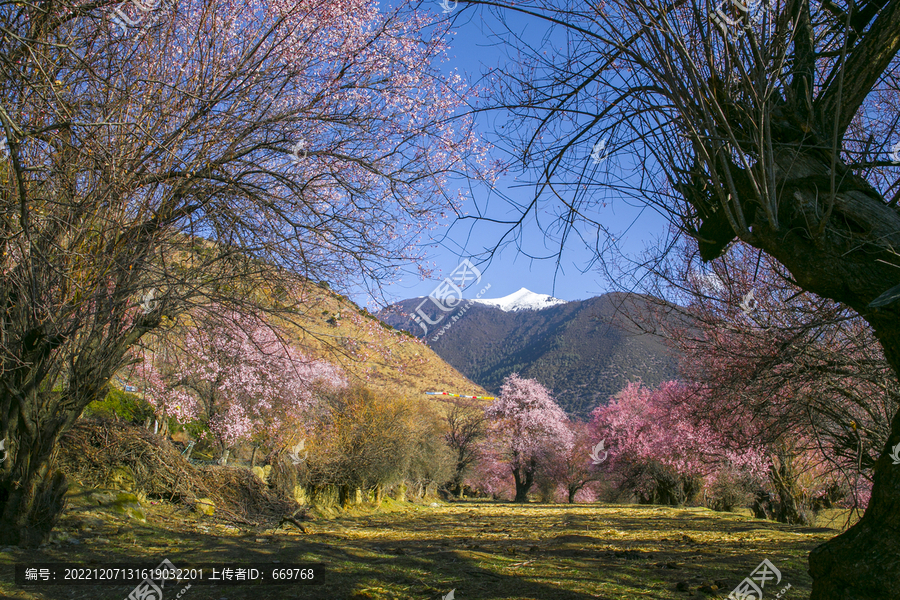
<box><xmin>0</xmin><ymin>491</ymin><xmax>855</xmax><ymax>600</ymax></box>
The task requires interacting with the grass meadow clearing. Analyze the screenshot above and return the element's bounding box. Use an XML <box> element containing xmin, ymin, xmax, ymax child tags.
<box><xmin>0</xmin><ymin>494</ymin><xmax>855</xmax><ymax>600</ymax></box>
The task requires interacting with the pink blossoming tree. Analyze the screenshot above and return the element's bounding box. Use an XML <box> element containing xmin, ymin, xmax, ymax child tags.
<box><xmin>590</xmin><ymin>381</ymin><xmax>769</xmax><ymax>506</ymax></box>
<box><xmin>0</xmin><ymin>0</ymin><xmax>489</xmax><ymax>544</ymax></box>
<box><xmin>137</xmin><ymin>311</ymin><xmax>346</xmax><ymax>462</ymax></box>
<box><xmin>666</xmin><ymin>242</ymin><xmax>890</xmax><ymax>516</ymax></box>
<box><xmin>483</xmin><ymin>374</ymin><xmax>574</xmax><ymax>502</ymax></box>
<box><xmin>536</xmin><ymin>419</ymin><xmax>606</xmax><ymax>503</ymax></box>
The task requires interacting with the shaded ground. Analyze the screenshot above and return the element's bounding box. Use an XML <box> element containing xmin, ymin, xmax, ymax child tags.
<box><xmin>0</xmin><ymin>495</ymin><xmax>851</xmax><ymax>600</ymax></box>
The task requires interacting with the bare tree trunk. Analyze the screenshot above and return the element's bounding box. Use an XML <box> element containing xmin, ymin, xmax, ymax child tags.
<box><xmin>768</xmin><ymin>448</ymin><xmax>815</xmax><ymax>526</ymax></box>
<box><xmin>809</xmin><ymin>330</ymin><xmax>900</xmax><ymax>599</ymax></box>
<box><xmin>0</xmin><ymin>465</ymin><xmax>68</xmax><ymax>547</ymax></box>
<box><xmin>451</xmin><ymin>468</ymin><xmax>464</xmax><ymax>498</ymax></box>
<box><xmin>374</xmin><ymin>484</ymin><xmax>383</xmax><ymax>505</ymax></box>
<box><xmin>339</xmin><ymin>485</ymin><xmax>352</xmax><ymax>508</ymax></box>
<box><xmin>0</xmin><ymin>388</ymin><xmax>74</xmax><ymax>546</ymax></box>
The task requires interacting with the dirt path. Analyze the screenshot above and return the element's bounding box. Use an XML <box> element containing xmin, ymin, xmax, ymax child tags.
<box><xmin>0</xmin><ymin>499</ymin><xmax>845</xmax><ymax>600</ymax></box>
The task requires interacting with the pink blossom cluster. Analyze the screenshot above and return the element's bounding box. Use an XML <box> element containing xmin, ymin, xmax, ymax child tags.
<box><xmin>671</xmin><ymin>242</ymin><xmax>884</xmax><ymax>510</ymax></box>
<box><xmin>485</xmin><ymin>373</ymin><xmax>575</xmax><ymax>463</ymax></box>
<box><xmin>136</xmin><ymin>310</ymin><xmax>346</xmax><ymax>450</ymax></box>
<box><xmin>590</xmin><ymin>380</ymin><xmax>770</xmax><ymax>487</ymax></box>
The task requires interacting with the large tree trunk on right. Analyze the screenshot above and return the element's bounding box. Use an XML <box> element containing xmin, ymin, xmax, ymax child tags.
<box><xmin>730</xmin><ymin>150</ymin><xmax>900</xmax><ymax>599</ymax></box>
<box><xmin>808</xmin><ymin>327</ymin><xmax>900</xmax><ymax>600</ymax></box>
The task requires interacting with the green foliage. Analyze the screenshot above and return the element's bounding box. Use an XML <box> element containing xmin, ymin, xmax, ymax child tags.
<box><xmin>84</xmin><ymin>388</ymin><xmax>156</xmax><ymax>423</ymax></box>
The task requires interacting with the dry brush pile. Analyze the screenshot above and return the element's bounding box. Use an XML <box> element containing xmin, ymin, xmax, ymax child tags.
<box><xmin>58</xmin><ymin>419</ymin><xmax>296</xmax><ymax>525</ymax></box>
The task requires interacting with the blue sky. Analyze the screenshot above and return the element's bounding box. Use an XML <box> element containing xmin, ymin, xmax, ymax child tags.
<box><xmin>357</xmin><ymin>2</ymin><xmax>670</xmax><ymax>308</ymax></box>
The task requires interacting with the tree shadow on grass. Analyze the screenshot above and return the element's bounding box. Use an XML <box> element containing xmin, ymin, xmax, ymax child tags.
<box><xmin>2</xmin><ymin>524</ymin><xmax>604</xmax><ymax>599</ymax></box>
<box><xmin>0</xmin><ymin>500</ymin><xmax>832</xmax><ymax>600</ymax></box>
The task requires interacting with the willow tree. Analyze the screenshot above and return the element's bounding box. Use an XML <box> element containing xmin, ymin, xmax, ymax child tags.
<box><xmin>0</xmin><ymin>0</ymin><xmax>484</xmax><ymax>545</ymax></box>
<box><xmin>467</xmin><ymin>0</ymin><xmax>899</xmax><ymax>596</ymax></box>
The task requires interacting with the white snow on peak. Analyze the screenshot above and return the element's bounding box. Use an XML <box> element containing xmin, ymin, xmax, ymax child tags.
<box><xmin>472</xmin><ymin>287</ymin><xmax>567</xmax><ymax>312</ymax></box>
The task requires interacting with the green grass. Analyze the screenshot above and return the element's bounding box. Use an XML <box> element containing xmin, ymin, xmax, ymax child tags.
<box><xmin>0</xmin><ymin>492</ymin><xmax>846</xmax><ymax>600</ymax></box>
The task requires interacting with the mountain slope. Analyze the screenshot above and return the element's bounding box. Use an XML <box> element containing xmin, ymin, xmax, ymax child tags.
<box><xmin>124</xmin><ymin>283</ymin><xmax>488</xmax><ymax>410</ymax></box>
<box><xmin>279</xmin><ymin>286</ymin><xmax>488</xmax><ymax>401</ymax></box>
<box><xmin>378</xmin><ymin>291</ymin><xmax>677</xmax><ymax>417</ymax></box>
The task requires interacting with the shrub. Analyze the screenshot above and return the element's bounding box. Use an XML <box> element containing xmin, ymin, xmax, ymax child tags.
<box><xmin>705</xmin><ymin>465</ymin><xmax>759</xmax><ymax>512</ymax></box>
<box><xmin>301</xmin><ymin>385</ymin><xmax>453</xmax><ymax>504</ymax></box>
<box><xmin>83</xmin><ymin>388</ymin><xmax>155</xmax><ymax>424</ymax></box>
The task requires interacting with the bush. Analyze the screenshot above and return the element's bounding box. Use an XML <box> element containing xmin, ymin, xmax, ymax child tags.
<box><xmin>301</xmin><ymin>385</ymin><xmax>453</xmax><ymax>504</ymax></box>
<box><xmin>705</xmin><ymin>465</ymin><xmax>758</xmax><ymax>512</ymax></box>
<box><xmin>83</xmin><ymin>388</ymin><xmax>155</xmax><ymax>424</ymax></box>
<box><xmin>404</xmin><ymin>402</ymin><xmax>455</xmax><ymax>497</ymax></box>
<box><xmin>59</xmin><ymin>420</ymin><xmax>295</xmax><ymax>522</ymax></box>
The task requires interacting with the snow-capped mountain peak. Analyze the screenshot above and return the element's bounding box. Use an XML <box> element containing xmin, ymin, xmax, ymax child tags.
<box><xmin>472</xmin><ymin>287</ymin><xmax>567</xmax><ymax>312</ymax></box>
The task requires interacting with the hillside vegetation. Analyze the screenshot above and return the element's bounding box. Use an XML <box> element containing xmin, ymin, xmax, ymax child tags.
<box><xmin>274</xmin><ymin>286</ymin><xmax>487</xmax><ymax>402</ymax></box>
<box><xmin>125</xmin><ymin>282</ymin><xmax>486</xmax><ymax>411</ymax></box>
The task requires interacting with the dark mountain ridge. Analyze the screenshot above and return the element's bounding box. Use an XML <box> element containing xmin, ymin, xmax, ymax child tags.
<box><xmin>378</xmin><ymin>291</ymin><xmax>678</xmax><ymax>418</ymax></box>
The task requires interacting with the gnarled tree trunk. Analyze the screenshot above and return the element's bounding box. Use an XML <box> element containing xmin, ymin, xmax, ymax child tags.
<box><xmin>770</xmin><ymin>447</ymin><xmax>815</xmax><ymax>526</ymax></box>
<box><xmin>808</xmin><ymin>329</ymin><xmax>900</xmax><ymax>599</ymax></box>
<box><xmin>744</xmin><ymin>156</ymin><xmax>900</xmax><ymax>599</ymax></box>
<box><xmin>0</xmin><ymin>388</ymin><xmax>78</xmax><ymax>546</ymax></box>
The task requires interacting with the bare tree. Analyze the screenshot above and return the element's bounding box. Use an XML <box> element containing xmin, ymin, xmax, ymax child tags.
<box><xmin>464</xmin><ymin>0</ymin><xmax>900</xmax><ymax>594</ymax></box>
<box><xmin>441</xmin><ymin>396</ymin><xmax>487</xmax><ymax>496</ymax></box>
<box><xmin>0</xmin><ymin>0</ymin><xmax>483</xmax><ymax>545</ymax></box>
<box><xmin>302</xmin><ymin>385</ymin><xmax>423</xmax><ymax>505</ymax></box>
